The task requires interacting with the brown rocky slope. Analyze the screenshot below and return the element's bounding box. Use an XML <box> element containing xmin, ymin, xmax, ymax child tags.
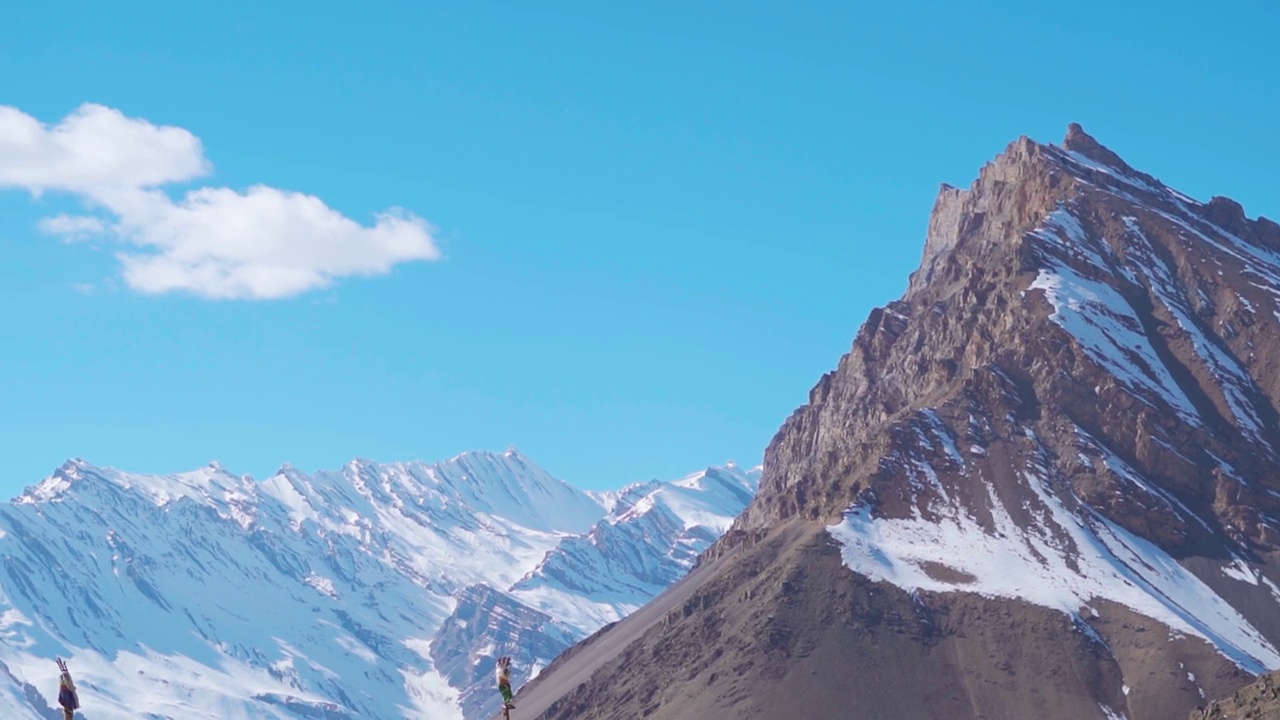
<box><xmin>501</xmin><ymin>126</ymin><xmax>1280</xmax><ymax>720</ymax></box>
<box><xmin>1192</xmin><ymin>670</ymin><xmax>1280</xmax><ymax>719</ymax></box>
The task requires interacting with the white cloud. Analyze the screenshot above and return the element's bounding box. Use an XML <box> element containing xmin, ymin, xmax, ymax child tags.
<box><xmin>0</xmin><ymin>103</ymin><xmax>440</xmax><ymax>299</ymax></box>
<box><xmin>112</xmin><ymin>186</ymin><xmax>439</xmax><ymax>299</ymax></box>
<box><xmin>0</xmin><ymin>104</ymin><xmax>208</xmax><ymax>195</ymax></box>
<box><xmin>37</xmin><ymin>214</ymin><xmax>107</xmax><ymax>240</ymax></box>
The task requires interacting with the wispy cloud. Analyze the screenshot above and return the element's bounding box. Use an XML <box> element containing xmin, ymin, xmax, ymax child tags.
<box><xmin>38</xmin><ymin>214</ymin><xmax>107</xmax><ymax>241</ymax></box>
<box><xmin>0</xmin><ymin>103</ymin><xmax>440</xmax><ymax>299</ymax></box>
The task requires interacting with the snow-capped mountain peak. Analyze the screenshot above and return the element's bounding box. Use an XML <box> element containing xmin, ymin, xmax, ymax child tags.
<box><xmin>512</xmin><ymin>126</ymin><xmax>1280</xmax><ymax>720</ymax></box>
<box><xmin>0</xmin><ymin>451</ymin><xmax>758</xmax><ymax>720</ymax></box>
<box><xmin>18</xmin><ymin>458</ymin><xmax>252</xmax><ymax>508</ymax></box>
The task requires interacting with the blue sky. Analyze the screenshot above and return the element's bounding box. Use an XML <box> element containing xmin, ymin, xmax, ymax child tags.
<box><xmin>1</xmin><ymin>1</ymin><xmax>1278</xmax><ymax>494</ymax></box>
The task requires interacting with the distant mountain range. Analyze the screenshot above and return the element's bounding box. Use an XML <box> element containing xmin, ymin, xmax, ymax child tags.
<box><xmin>0</xmin><ymin>450</ymin><xmax>758</xmax><ymax>719</ymax></box>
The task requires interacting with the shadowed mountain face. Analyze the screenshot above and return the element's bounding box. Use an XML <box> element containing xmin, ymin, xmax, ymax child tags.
<box><xmin>510</xmin><ymin>126</ymin><xmax>1280</xmax><ymax>720</ymax></box>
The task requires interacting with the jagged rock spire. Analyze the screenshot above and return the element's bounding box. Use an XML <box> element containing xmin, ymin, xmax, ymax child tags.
<box><xmin>1062</xmin><ymin>122</ymin><xmax>1134</xmax><ymax>172</ymax></box>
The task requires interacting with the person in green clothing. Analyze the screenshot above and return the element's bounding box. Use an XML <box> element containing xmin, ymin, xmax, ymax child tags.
<box><xmin>495</xmin><ymin>655</ymin><xmax>515</xmax><ymax>710</ymax></box>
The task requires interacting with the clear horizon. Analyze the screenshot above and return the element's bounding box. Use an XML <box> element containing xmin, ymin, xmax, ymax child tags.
<box><xmin>2</xmin><ymin>1</ymin><xmax>1278</xmax><ymax>494</ymax></box>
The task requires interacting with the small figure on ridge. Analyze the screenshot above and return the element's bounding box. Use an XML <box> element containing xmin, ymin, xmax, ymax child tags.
<box><xmin>56</xmin><ymin>657</ymin><xmax>79</xmax><ymax>720</ymax></box>
<box><xmin>495</xmin><ymin>655</ymin><xmax>515</xmax><ymax>711</ymax></box>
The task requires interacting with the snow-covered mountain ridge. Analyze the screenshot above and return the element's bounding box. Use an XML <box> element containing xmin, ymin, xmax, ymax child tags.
<box><xmin>0</xmin><ymin>449</ymin><xmax>759</xmax><ymax>719</ymax></box>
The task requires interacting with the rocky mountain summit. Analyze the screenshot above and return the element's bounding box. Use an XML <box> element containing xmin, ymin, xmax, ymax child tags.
<box><xmin>0</xmin><ymin>451</ymin><xmax>758</xmax><ymax>719</ymax></box>
<box><xmin>508</xmin><ymin>126</ymin><xmax>1280</xmax><ymax>720</ymax></box>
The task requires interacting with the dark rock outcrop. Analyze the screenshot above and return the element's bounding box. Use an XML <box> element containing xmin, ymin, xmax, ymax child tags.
<box><xmin>1192</xmin><ymin>671</ymin><xmax>1280</xmax><ymax>719</ymax></box>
